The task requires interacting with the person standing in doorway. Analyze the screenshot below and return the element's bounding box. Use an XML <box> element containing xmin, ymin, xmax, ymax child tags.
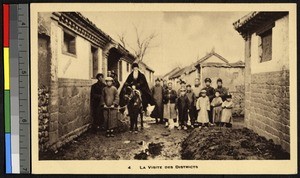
<box><xmin>110</xmin><ymin>70</ymin><xmax>120</xmax><ymax>89</ymax></box>
<box><xmin>90</xmin><ymin>73</ymin><xmax>106</xmax><ymax>131</ymax></box>
<box><xmin>202</xmin><ymin>78</ymin><xmax>215</xmax><ymax>126</ymax></box>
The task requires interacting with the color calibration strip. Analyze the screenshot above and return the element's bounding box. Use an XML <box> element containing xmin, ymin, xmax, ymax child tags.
<box><xmin>10</xmin><ymin>4</ymin><xmax>20</xmax><ymax>174</ymax></box>
<box><xmin>3</xmin><ymin>4</ymin><xmax>31</xmax><ymax>174</ymax></box>
<box><xmin>3</xmin><ymin>4</ymin><xmax>12</xmax><ymax>174</ymax></box>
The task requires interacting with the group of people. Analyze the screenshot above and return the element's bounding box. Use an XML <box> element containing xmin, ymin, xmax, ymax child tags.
<box><xmin>90</xmin><ymin>62</ymin><xmax>234</xmax><ymax>137</ymax></box>
<box><xmin>90</xmin><ymin>62</ymin><xmax>155</xmax><ymax>137</ymax></box>
<box><xmin>150</xmin><ymin>77</ymin><xmax>234</xmax><ymax>130</ymax></box>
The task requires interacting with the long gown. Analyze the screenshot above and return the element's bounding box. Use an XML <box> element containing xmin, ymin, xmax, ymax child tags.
<box><xmin>151</xmin><ymin>84</ymin><xmax>164</xmax><ymax>119</ymax></box>
<box><xmin>211</xmin><ymin>96</ymin><xmax>223</xmax><ymax>123</ymax></box>
<box><xmin>221</xmin><ymin>100</ymin><xmax>233</xmax><ymax>123</ymax></box>
<box><xmin>196</xmin><ymin>96</ymin><xmax>210</xmax><ymax>124</ymax></box>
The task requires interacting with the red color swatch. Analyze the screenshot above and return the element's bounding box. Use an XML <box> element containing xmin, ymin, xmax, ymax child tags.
<box><xmin>3</xmin><ymin>4</ymin><xmax>10</xmax><ymax>47</ymax></box>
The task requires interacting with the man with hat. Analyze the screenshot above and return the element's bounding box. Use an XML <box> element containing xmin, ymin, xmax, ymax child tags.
<box><xmin>90</xmin><ymin>73</ymin><xmax>106</xmax><ymax>131</ymax></box>
<box><xmin>120</xmin><ymin>62</ymin><xmax>155</xmax><ymax>113</ymax></box>
<box><xmin>202</xmin><ymin>77</ymin><xmax>215</xmax><ymax>125</ymax></box>
<box><xmin>150</xmin><ymin>78</ymin><xmax>164</xmax><ymax>124</ymax></box>
<box><xmin>215</xmin><ymin>78</ymin><xmax>228</xmax><ymax>101</ymax></box>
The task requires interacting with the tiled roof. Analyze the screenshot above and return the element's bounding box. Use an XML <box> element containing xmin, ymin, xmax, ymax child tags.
<box><xmin>196</xmin><ymin>51</ymin><xmax>229</xmax><ymax>65</ymax></box>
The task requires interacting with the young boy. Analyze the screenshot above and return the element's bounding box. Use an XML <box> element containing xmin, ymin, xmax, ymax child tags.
<box><xmin>101</xmin><ymin>77</ymin><xmax>119</xmax><ymax>137</ymax></box>
<box><xmin>196</xmin><ymin>89</ymin><xmax>210</xmax><ymax>128</ymax></box>
<box><xmin>221</xmin><ymin>94</ymin><xmax>233</xmax><ymax>127</ymax></box>
<box><xmin>211</xmin><ymin>91</ymin><xmax>223</xmax><ymax>126</ymax></box>
<box><xmin>175</xmin><ymin>88</ymin><xmax>190</xmax><ymax>130</ymax></box>
<box><xmin>202</xmin><ymin>78</ymin><xmax>215</xmax><ymax>126</ymax></box>
<box><xmin>185</xmin><ymin>84</ymin><xmax>196</xmax><ymax>128</ymax></box>
<box><xmin>163</xmin><ymin>81</ymin><xmax>177</xmax><ymax>129</ymax></box>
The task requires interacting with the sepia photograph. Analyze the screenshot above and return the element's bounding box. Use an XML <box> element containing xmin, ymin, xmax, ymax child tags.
<box><xmin>31</xmin><ymin>3</ymin><xmax>297</xmax><ymax>174</ymax></box>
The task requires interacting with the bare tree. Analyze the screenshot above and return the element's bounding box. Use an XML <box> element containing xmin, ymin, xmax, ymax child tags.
<box><xmin>117</xmin><ymin>32</ymin><xmax>127</xmax><ymax>48</ymax></box>
<box><xmin>117</xmin><ymin>24</ymin><xmax>158</xmax><ymax>62</ymax></box>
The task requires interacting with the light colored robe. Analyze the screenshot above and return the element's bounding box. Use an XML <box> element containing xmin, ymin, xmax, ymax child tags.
<box><xmin>196</xmin><ymin>96</ymin><xmax>210</xmax><ymax>123</ymax></box>
<box><xmin>221</xmin><ymin>100</ymin><xmax>233</xmax><ymax>123</ymax></box>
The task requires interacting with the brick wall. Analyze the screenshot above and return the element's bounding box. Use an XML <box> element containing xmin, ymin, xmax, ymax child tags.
<box><xmin>56</xmin><ymin>78</ymin><xmax>92</xmax><ymax>148</ymax></box>
<box><xmin>231</xmin><ymin>85</ymin><xmax>245</xmax><ymax>117</ymax></box>
<box><xmin>247</xmin><ymin>70</ymin><xmax>290</xmax><ymax>152</ymax></box>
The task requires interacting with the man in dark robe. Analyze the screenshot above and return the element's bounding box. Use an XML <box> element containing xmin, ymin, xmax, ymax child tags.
<box><xmin>151</xmin><ymin>78</ymin><xmax>164</xmax><ymax>124</ymax></box>
<box><xmin>90</xmin><ymin>73</ymin><xmax>106</xmax><ymax>131</ymax></box>
<box><xmin>202</xmin><ymin>78</ymin><xmax>215</xmax><ymax>125</ymax></box>
<box><xmin>120</xmin><ymin>62</ymin><xmax>155</xmax><ymax>111</ymax></box>
<box><xmin>215</xmin><ymin>78</ymin><xmax>228</xmax><ymax>101</ymax></box>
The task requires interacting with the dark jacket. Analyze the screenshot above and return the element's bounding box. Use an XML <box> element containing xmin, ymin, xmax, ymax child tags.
<box><xmin>120</xmin><ymin>70</ymin><xmax>155</xmax><ymax>109</ymax></box>
<box><xmin>163</xmin><ymin>89</ymin><xmax>177</xmax><ymax>104</ymax></box>
<box><xmin>175</xmin><ymin>95</ymin><xmax>190</xmax><ymax>122</ymax></box>
<box><xmin>215</xmin><ymin>86</ymin><xmax>228</xmax><ymax>101</ymax></box>
<box><xmin>90</xmin><ymin>81</ymin><xmax>106</xmax><ymax>110</ymax></box>
<box><xmin>202</xmin><ymin>86</ymin><xmax>215</xmax><ymax>102</ymax></box>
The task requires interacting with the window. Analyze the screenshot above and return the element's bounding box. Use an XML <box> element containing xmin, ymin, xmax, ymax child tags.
<box><xmin>63</xmin><ymin>31</ymin><xmax>76</xmax><ymax>55</ymax></box>
<box><xmin>119</xmin><ymin>60</ymin><xmax>122</xmax><ymax>82</ymax></box>
<box><xmin>258</xmin><ymin>28</ymin><xmax>272</xmax><ymax>63</ymax></box>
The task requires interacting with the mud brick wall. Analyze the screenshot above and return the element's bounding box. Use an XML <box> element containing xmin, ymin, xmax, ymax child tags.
<box><xmin>56</xmin><ymin>78</ymin><xmax>92</xmax><ymax>148</ymax></box>
<box><xmin>247</xmin><ymin>70</ymin><xmax>290</xmax><ymax>152</ymax></box>
<box><xmin>38</xmin><ymin>86</ymin><xmax>50</xmax><ymax>152</ymax></box>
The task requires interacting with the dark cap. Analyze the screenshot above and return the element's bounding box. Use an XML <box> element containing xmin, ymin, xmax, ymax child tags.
<box><xmin>96</xmin><ymin>73</ymin><xmax>103</xmax><ymax>79</ymax></box>
<box><xmin>155</xmin><ymin>78</ymin><xmax>160</xmax><ymax>82</ymax></box>
<box><xmin>204</xmin><ymin>78</ymin><xmax>211</xmax><ymax>83</ymax></box>
<box><xmin>132</xmin><ymin>62</ymin><xmax>139</xmax><ymax>69</ymax></box>
<box><xmin>186</xmin><ymin>84</ymin><xmax>191</xmax><ymax>87</ymax></box>
<box><xmin>180</xmin><ymin>80</ymin><xmax>186</xmax><ymax>85</ymax></box>
<box><xmin>226</xmin><ymin>94</ymin><xmax>232</xmax><ymax>99</ymax></box>
<box><xmin>217</xmin><ymin>78</ymin><xmax>223</xmax><ymax>83</ymax></box>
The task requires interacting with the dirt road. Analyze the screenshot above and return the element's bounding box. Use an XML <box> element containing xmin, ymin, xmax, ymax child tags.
<box><xmin>40</xmin><ymin>117</ymin><xmax>189</xmax><ymax>160</ymax></box>
<box><xmin>40</xmin><ymin>117</ymin><xmax>289</xmax><ymax>160</ymax></box>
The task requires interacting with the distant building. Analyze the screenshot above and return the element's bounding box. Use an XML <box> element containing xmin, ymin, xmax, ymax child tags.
<box><xmin>234</xmin><ymin>12</ymin><xmax>289</xmax><ymax>152</ymax></box>
<box><xmin>38</xmin><ymin>12</ymin><xmax>154</xmax><ymax>151</ymax></box>
<box><xmin>167</xmin><ymin>51</ymin><xmax>245</xmax><ymax>116</ymax></box>
<box><xmin>169</xmin><ymin>51</ymin><xmax>245</xmax><ymax>90</ymax></box>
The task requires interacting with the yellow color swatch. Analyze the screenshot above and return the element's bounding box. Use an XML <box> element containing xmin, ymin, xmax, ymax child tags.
<box><xmin>4</xmin><ymin>48</ymin><xmax>10</xmax><ymax>90</ymax></box>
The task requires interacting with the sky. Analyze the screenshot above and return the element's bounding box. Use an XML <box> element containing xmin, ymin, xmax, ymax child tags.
<box><xmin>82</xmin><ymin>11</ymin><xmax>248</xmax><ymax>76</ymax></box>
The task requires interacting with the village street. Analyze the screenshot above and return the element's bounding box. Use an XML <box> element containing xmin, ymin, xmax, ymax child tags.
<box><xmin>40</xmin><ymin>116</ymin><xmax>289</xmax><ymax>160</ymax></box>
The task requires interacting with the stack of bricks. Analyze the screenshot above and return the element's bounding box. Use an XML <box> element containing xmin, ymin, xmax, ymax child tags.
<box><xmin>38</xmin><ymin>85</ymin><xmax>50</xmax><ymax>152</ymax></box>
<box><xmin>247</xmin><ymin>70</ymin><xmax>290</xmax><ymax>152</ymax></box>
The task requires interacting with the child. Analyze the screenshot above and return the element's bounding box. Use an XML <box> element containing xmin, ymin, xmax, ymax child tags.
<box><xmin>185</xmin><ymin>84</ymin><xmax>196</xmax><ymax>128</ymax></box>
<box><xmin>211</xmin><ymin>91</ymin><xmax>223</xmax><ymax>126</ymax></box>
<box><xmin>196</xmin><ymin>89</ymin><xmax>210</xmax><ymax>128</ymax></box>
<box><xmin>101</xmin><ymin>77</ymin><xmax>119</xmax><ymax>137</ymax></box>
<box><xmin>175</xmin><ymin>88</ymin><xmax>190</xmax><ymax>130</ymax></box>
<box><xmin>128</xmin><ymin>85</ymin><xmax>143</xmax><ymax>134</ymax></box>
<box><xmin>221</xmin><ymin>94</ymin><xmax>233</xmax><ymax>127</ymax></box>
<box><xmin>163</xmin><ymin>81</ymin><xmax>177</xmax><ymax>128</ymax></box>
